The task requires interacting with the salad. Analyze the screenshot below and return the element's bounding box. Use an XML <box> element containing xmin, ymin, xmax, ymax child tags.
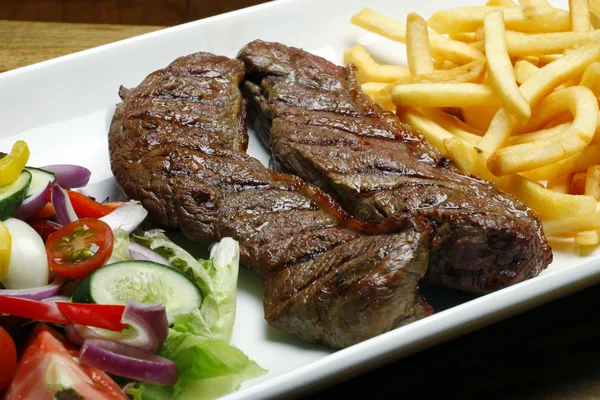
<box><xmin>0</xmin><ymin>140</ymin><xmax>266</xmax><ymax>399</ymax></box>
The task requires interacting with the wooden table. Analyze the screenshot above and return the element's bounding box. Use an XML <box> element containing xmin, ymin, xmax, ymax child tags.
<box><xmin>1</xmin><ymin>19</ymin><xmax>599</xmax><ymax>400</ymax></box>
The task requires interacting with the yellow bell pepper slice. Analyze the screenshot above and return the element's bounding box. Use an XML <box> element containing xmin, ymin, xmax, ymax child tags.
<box><xmin>0</xmin><ymin>220</ymin><xmax>11</xmax><ymax>281</ymax></box>
<box><xmin>0</xmin><ymin>140</ymin><xmax>30</xmax><ymax>186</ymax></box>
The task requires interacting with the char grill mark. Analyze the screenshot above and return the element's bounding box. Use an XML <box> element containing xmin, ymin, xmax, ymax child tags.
<box><xmin>109</xmin><ymin>52</ymin><xmax>432</xmax><ymax>348</ymax></box>
<box><xmin>238</xmin><ymin>40</ymin><xmax>552</xmax><ymax>293</ymax></box>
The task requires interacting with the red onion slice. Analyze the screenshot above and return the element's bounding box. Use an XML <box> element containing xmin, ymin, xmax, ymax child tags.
<box><xmin>70</xmin><ymin>301</ymin><xmax>168</xmax><ymax>353</ymax></box>
<box><xmin>0</xmin><ymin>276</ymin><xmax>64</xmax><ymax>300</ymax></box>
<box><xmin>40</xmin><ymin>164</ymin><xmax>91</xmax><ymax>189</ymax></box>
<box><xmin>64</xmin><ymin>325</ymin><xmax>85</xmax><ymax>346</ymax></box>
<box><xmin>13</xmin><ymin>181</ymin><xmax>52</xmax><ymax>221</ymax></box>
<box><xmin>80</xmin><ymin>339</ymin><xmax>178</xmax><ymax>386</ymax></box>
<box><xmin>128</xmin><ymin>242</ymin><xmax>170</xmax><ymax>266</ymax></box>
<box><xmin>51</xmin><ymin>184</ymin><xmax>78</xmax><ymax>225</ymax></box>
<box><xmin>99</xmin><ymin>201</ymin><xmax>148</xmax><ymax>234</ymax></box>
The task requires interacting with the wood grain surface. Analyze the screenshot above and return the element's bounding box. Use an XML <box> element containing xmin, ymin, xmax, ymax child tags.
<box><xmin>1</xmin><ymin>18</ymin><xmax>599</xmax><ymax>400</ymax></box>
<box><xmin>0</xmin><ymin>0</ymin><xmax>271</xmax><ymax>26</ymax></box>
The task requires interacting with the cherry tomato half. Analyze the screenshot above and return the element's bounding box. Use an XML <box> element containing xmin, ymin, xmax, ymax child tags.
<box><xmin>0</xmin><ymin>326</ymin><xmax>17</xmax><ymax>392</ymax></box>
<box><xmin>45</xmin><ymin>218</ymin><xmax>114</xmax><ymax>280</ymax></box>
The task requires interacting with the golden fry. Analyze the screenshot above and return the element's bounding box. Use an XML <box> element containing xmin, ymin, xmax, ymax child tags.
<box><xmin>500</xmin><ymin>175</ymin><xmax>597</xmax><ymax>219</ymax></box>
<box><xmin>428</xmin><ymin>6</ymin><xmax>570</xmax><ymax>34</ymax></box>
<box><xmin>397</xmin><ymin>109</ymin><xmax>455</xmax><ymax>155</ymax></box>
<box><xmin>543</xmin><ymin>203</ymin><xmax>600</xmax><ymax>236</ymax></box>
<box><xmin>546</xmin><ymin>173</ymin><xmax>573</xmax><ymax>194</ymax></box>
<box><xmin>462</xmin><ymin>107</ymin><xmax>498</xmax><ymax>131</ymax></box>
<box><xmin>379</xmin><ymin>59</ymin><xmax>487</xmax><ymax>96</ymax></box>
<box><xmin>570</xmin><ymin>171</ymin><xmax>587</xmax><ymax>194</ymax></box>
<box><xmin>518</xmin><ymin>0</ymin><xmax>551</xmax><ymax>6</ymax></box>
<box><xmin>522</xmin><ymin>144</ymin><xmax>600</xmax><ymax>181</ymax></box>
<box><xmin>448</xmin><ymin>32</ymin><xmax>477</xmax><ymax>43</ymax></box>
<box><xmin>351</xmin><ymin>8</ymin><xmax>485</xmax><ymax>65</ymax></box>
<box><xmin>487</xmin><ymin>86</ymin><xmax>598</xmax><ymax>175</ymax></box>
<box><xmin>508</xmin><ymin>122</ymin><xmax>570</xmax><ymax>145</ymax></box>
<box><xmin>579</xmin><ymin>62</ymin><xmax>600</xmax><ymax>96</ymax></box>
<box><xmin>486</xmin><ymin>0</ymin><xmax>519</xmax><ymax>5</ymax></box>
<box><xmin>514</xmin><ymin>60</ymin><xmax>540</xmax><ymax>84</ymax></box>
<box><xmin>479</xmin><ymin>41</ymin><xmax>600</xmax><ymax>153</ymax></box>
<box><xmin>392</xmin><ymin>83</ymin><xmax>502</xmax><ymax>108</ymax></box>
<box><xmin>504</xmin><ymin>30</ymin><xmax>600</xmax><ymax>56</ymax></box>
<box><xmin>344</xmin><ymin>45</ymin><xmax>411</xmax><ymax>83</ymax></box>
<box><xmin>406</xmin><ymin>13</ymin><xmax>434</xmax><ymax>75</ymax></box>
<box><xmin>585</xmin><ymin>165</ymin><xmax>600</xmax><ymax>200</ymax></box>
<box><xmin>574</xmin><ymin>229</ymin><xmax>600</xmax><ymax>246</ymax></box>
<box><xmin>569</xmin><ymin>0</ymin><xmax>591</xmax><ymax>32</ymax></box>
<box><xmin>485</xmin><ymin>10</ymin><xmax>531</xmax><ymax>124</ymax></box>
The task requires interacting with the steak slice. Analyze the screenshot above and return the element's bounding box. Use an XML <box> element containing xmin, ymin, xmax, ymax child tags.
<box><xmin>108</xmin><ymin>52</ymin><xmax>431</xmax><ymax>348</ymax></box>
<box><xmin>238</xmin><ymin>40</ymin><xmax>553</xmax><ymax>293</ymax></box>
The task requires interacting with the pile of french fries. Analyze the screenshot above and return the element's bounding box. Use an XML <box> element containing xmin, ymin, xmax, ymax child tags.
<box><xmin>347</xmin><ymin>0</ymin><xmax>600</xmax><ymax>247</ymax></box>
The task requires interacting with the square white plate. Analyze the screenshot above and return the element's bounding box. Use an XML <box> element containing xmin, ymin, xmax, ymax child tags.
<box><xmin>1</xmin><ymin>0</ymin><xmax>599</xmax><ymax>398</ymax></box>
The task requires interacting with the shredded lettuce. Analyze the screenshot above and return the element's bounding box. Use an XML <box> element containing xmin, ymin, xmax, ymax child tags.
<box><xmin>127</xmin><ymin>230</ymin><xmax>265</xmax><ymax>399</ymax></box>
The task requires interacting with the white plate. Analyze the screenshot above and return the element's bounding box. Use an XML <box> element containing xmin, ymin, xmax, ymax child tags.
<box><xmin>1</xmin><ymin>0</ymin><xmax>599</xmax><ymax>398</ymax></box>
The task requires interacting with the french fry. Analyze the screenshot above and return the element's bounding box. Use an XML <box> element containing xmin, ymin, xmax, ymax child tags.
<box><xmin>538</xmin><ymin>54</ymin><xmax>564</xmax><ymax>65</ymax></box>
<box><xmin>379</xmin><ymin>59</ymin><xmax>487</xmax><ymax>96</ymax></box>
<box><xmin>487</xmin><ymin>86</ymin><xmax>599</xmax><ymax>175</ymax></box>
<box><xmin>519</xmin><ymin>0</ymin><xmax>551</xmax><ymax>6</ymax></box>
<box><xmin>448</xmin><ymin>32</ymin><xmax>478</xmax><ymax>43</ymax></box>
<box><xmin>428</xmin><ymin>6</ymin><xmax>571</xmax><ymax>34</ymax></box>
<box><xmin>418</xmin><ymin>107</ymin><xmax>484</xmax><ymax>141</ymax></box>
<box><xmin>499</xmin><ymin>175</ymin><xmax>597</xmax><ymax>218</ymax></box>
<box><xmin>462</xmin><ymin>107</ymin><xmax>498</xmax><ymax>131</ymax></box>
<box><xmin>397</xmin><ymin>109</ymin><xmax>455</xmax><ymax>155</ymax></box>
<box><xmin>514</xmin><ymin>60</ymin><xmax>540</xmax><ymax>84</ymax></box>
<box><xmin>574</xmin><ymin>229</ymin><xmax>599</xmax><ymax>246</ymax></box>
<box><xmin>434</xmin><ymin>59</ymin><xmax>460</xmax><ymax>69</ymax></box>
<box><xmin>344</xmin><ymin>45</ymin><xmax>411</xmax><ymax>83</ymax></box>
<box><xmin>479</xmin><ymin>41</ymin><xmax>600</xmax><ymax>153</ymax></box>
<box><xmin>361</xmin><ymin>82</ymin><xmax>396</xmax><ymax>111</ymax></box>
<box><xmin>543</xmin><ymin>203</ymin><xmax>600</xmax><ymax>236</ymax></box>
<box><xmin>504</xmin><ymin>30</ymin><xmax>600</xmax><ymax>56</ymax></box>
<box><xmin>406</xmin><ymin>13</ymin><xmax>434</xmax><ymax>75</ymax></box>
<box><xmin>546</xmin><ymin>173</ymin><xmax>573</xmax><ymax>194</ymax></box>
<box><xmin>508</xmin><ymin>122</ymin><xmax>570</xmax><ymax>145</ymax></box>
<box><xmin>569</xmin><ymin>0</ymin><xmax>591</xmax><ymax>32</ymax></box>
<box><xmin>351</xmin><ymin>8</ymin><xmax>485</xmax><ymax>65</ymax></box>
<box><xmin>522</xmin><ymin>144</ymin><xmax>600</xmax><ymax>181</ymax></box>
<box><xmin>570</xmin><ymin>171</ymin><xmax>587</xmax><ymax>194</ymax></box>
<box><xmin>579</xmin><ymin>62</ymin><xmax>600</xmax><ymax>96</ymax></box>
<box><xmin>584</xmin><ymin>165</ymin><xmax>600</xmax><ymax>199</ymax></box>
<box><xmin>485</xmin><ymin>10</ymin><xmax>531</xmax><ymax>124</ymax></box>
<box><xmin>486</xmin><ymin>0</ymin><xmax>519</xmax><ymax>6</ymax></box>
<box><xmin>392</xmin><ymin>83</ymin><xmax>502</xmax><ymax>108</ymax></box>
<box><xmin>591</xmin><ymin>0</ymin><xmax>600</xmax><ymax>28</ymax></box>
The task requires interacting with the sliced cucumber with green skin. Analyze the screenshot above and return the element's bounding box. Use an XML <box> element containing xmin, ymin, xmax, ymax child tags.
<box><xmin>0</xmin><ymin>170</ymin><xmax>32</xmax><ymax>221</ymax></box>
<box><xmin>72</xmin><ymin>261</ymin><xmax>203</xmax><ymax>324</ymax></box>
<box><xmin>24</xmin><ymin>167</ymin><xmax>56</xmax><ymax>198</ymax></box>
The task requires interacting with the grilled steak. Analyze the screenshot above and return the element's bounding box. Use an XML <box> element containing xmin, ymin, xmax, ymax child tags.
<box><xmin>238</xmin><ymin>40</ymin><xmax>553</xmax><ymax>293</ymax></box>
<box><xmin>108</xmin><ymin>52</ymin><xmax>432</xmax><ymax>348</ymax></box>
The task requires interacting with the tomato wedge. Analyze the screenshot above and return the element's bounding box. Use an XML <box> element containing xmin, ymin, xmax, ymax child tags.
<box><xmin>46</xmin><ymin>218</ymin><xmax>114</xmax><ymax>279</ymax></box>
<box><xmin>5</xmin><ymin>324</ymin><xmax>127</xmax><ymax>400</ymax></box>
<box><xmin>0</xmin><ymin>326</ymin><xmax>17</xmax><ymax>392</ymax></box>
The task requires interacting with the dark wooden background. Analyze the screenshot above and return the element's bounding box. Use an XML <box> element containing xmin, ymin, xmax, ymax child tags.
<box><xmin>0</xmin><ymin>0</ymin><xmax>271</xmax><ymax>26</ymax></box>
<box><xmin>1</xmin><ymin>1</ymin><xmax>600</xmax><ymax>398</ymax></box>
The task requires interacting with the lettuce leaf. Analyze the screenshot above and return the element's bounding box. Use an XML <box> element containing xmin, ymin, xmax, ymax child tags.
<box><xmin>128</xmin><ymin>329</ymin><xmax>266</xmax><ymax>400</ymax></box>
<box><xmin>128</xmin><ymin>231</ymin><xmax>265</xmax><ymax>399</ymax></box>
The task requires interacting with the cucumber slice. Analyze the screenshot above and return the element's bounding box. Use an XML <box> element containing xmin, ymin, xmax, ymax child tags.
<box><xmin>0</xmin><ymin>170</ymin><xmax>32</xmax><ymax>221</ymax></box>
<box><xmin>72</xmin><ymin>260</ymin><xmax>203</xmax><ymax>323</ymax></box>
<box><xmin>24</xmin><ymin>167</ymin><xmax>56</xmax><ymax>198</ymax></box>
